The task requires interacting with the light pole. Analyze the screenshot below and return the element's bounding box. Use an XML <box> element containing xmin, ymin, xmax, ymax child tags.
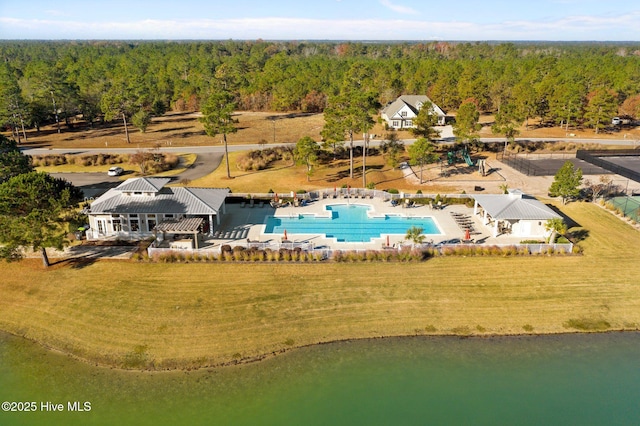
<box><xmin>51</xmin><ymin>91</ymin><xmax>61</xmax><ymax>133</ymax></box>
<box><xmin>271</xmin><ymin>117</ymin><xmax>276</xmax><ymax>144</ymax></box>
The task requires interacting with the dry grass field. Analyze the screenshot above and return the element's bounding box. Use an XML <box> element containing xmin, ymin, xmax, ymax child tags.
<box><xmin>13</xmin><ymin>110</ymin><xmax>640</xmax><ymax>151</ymax></box>
<box><xmin>12</xmin><ymin>111</ymin><xmax>326</xmax><ymax>149</ymax></box>
<box><xmin>188</xmin><ymin>150</ymin><xmax>456</xmax><ymax>193</ymax></box>
<box><xmin>0</xmin><ymin>201</ymin><xmax>638</xmax><ymax>370</ymax></box>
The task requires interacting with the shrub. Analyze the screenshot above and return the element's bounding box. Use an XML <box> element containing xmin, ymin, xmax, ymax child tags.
<box><xmin>564</xmin><ymin>318</ymin><xmax>611</xmax><ymax>331</ymax></box>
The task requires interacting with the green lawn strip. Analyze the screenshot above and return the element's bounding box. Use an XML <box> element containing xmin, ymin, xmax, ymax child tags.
<box><xmin>0</xmin><ymin>203</ymin><xmax>638</xmax><ymax>370</ymax></box>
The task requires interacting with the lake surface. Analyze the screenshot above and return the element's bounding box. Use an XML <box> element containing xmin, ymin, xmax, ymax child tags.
<box><xmin>1</xmin><ymin>332</ymin><xmax>639</xmax><ymax>425</ymax></box>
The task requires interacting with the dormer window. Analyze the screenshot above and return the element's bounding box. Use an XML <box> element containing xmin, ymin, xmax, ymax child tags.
<box><xmin>400</xmin><ymin>111</ymin><xmax>407</xmax><ymax>117</ymax></box>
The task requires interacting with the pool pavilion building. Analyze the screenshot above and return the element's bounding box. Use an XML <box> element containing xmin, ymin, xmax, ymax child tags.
<box><xmin>471</xmin><ymin>189</ymin><xmax>562</xmax><ymax>239</ymax></box>
<box><xmin>86</xmin><ymin>177</ymin><xmax>229</xmax><ymax>241</ymax></box>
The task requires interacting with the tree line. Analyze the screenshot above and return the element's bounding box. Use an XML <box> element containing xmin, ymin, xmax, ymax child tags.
<box><xmin>2</xmin><ymin>40</ymin><xmax>640</xmax><ymax>141</ymax></box>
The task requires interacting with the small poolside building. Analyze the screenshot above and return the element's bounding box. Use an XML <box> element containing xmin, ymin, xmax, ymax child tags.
<box><xmin>86</xmin><ymin>177</ymin><xmax>229</xmax><ymax>241</ymax></box>
<box><xmin>471</xmin><ymin>189</ymin><xmax>562</xmax><ymax>239</ymax></box>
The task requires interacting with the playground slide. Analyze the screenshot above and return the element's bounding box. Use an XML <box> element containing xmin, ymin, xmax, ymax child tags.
<box><xmin>463</xmin><ymin>151</ymin><xmax>474</xmax><ymax>166</ymax></box>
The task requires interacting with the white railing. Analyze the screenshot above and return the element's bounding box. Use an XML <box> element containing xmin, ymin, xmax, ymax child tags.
<box><xmin>231</xmin><ymin>188</ymin><xmax>472</xmax><ymax>202</ymax></box>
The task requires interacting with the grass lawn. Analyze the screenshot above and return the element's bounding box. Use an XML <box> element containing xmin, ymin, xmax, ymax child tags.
<box><xmin>1</xmin><ymin>202</ymin><xmax>639</xmax><ymax>370</ymax></box>
<box><xmin>188</xmin><ymin>150</ymin><xmax>457</xmax><ymax>193</ymax></box>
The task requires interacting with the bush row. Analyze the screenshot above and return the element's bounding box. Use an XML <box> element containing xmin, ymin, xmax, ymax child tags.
<box><xmin>151</xmin><ymin>247</ymin><xmax>326</xmax><ymax>263</ymax></box>
<box><xmin>236</xmin><ymin>146</ymin><xmax>293</xmax><ymax>171</ymax></box>
<box><xmin>144</xmin><ymin>243</ymin><xmax>575</xmax><ymax>263</ymax></box>
<box><xmin>33</xmin><ymin>153</ymin><xmax>129</xmax><ymax>167</ymax></box>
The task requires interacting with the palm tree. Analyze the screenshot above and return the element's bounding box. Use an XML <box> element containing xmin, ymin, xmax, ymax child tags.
<box><xmin>545</xmin><ymin>218</ymin><xmax>567</xmax><ymax>243</ymax></box>
<box><xmin>405</xmin><ymin>226</ymin><xmax>425</xmax><ymax>247</ymax></box>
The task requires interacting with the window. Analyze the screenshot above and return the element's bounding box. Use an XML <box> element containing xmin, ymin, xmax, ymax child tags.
<box><xmin>112</xmin><ymin>219</ymin><xmax>122</xmax><ymax>232</ymax></box>
<box><xmin>392</xmin><ymin>120</ymin><xmax>399</xmax><ymax>127</ymax></box>
<box><xmin>97</xmin><ymin>221</ymin><xmax>105</xmax><ymax>235</ymax></box>
<box><xmin>130</xmin><ymin>219</ymin><xmax>140</xmax><ymax>232</ymax></box>
<box><xmin>165</xmin><ymin>214</ymin><xmax>174</xmax><ymax>219</ymax></box>
<box><xmin>147</xmin><ymin>219</ymin><xmax>156</xmax><ymax>232</ymax></box>
<box><xmin>400</xmin><ymin>111</ymin><xmax>407</xmax><ymax>117</ymax></box>
<box><xmin>406</xmin><ymin>120</ymin><xmax>413</xmax><ymax>127</ymax></box>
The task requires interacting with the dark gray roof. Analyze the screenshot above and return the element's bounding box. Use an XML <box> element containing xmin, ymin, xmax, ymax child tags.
<box><xmin>471</xmin><ymin>190</ymin><xmax>561</xmax><ymax>220</ymax></box>
<box><xmin>89</xmin><ymin>179</ymin><xmax>229</xmax><ymax>215</ymax></box>
<box><xmin>381</xmin><ymin>95</ymin><xmax>445</xmax><ymax>118</ymax></box>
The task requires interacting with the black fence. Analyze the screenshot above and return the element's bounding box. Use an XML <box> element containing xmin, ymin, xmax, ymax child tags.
<box><xmin>497</xmin><ymin>151</ymin><xmax>564</xmax><ymax>176</ymax></box>
<box><xmin>576</xmin><ymin>150</ymin><xmax>640</xmax><ymax>183</ymax></box>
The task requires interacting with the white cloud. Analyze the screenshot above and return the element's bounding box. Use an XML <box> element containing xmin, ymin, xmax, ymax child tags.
<box><xmin>1</xmin><ymin>13</ymin><xmax>639</xmax><ymax>40</ymax></box>
<box><xmin>44</xmin><ymin>10</ymin><xmax>67</xmax><ymax>17</ymax></box>
<box><xmin>379</xmin><ymin>0</ymin><xmax>419</xmax><ymax>16</ymax></box>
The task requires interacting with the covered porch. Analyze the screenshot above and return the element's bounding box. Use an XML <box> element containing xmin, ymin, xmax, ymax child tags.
<box><xmin>153</xmin><ymin>217</ymin><xmax>204</xmax><ymax>250</ymax></box>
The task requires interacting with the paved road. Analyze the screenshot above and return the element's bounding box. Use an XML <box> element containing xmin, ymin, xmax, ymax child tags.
<box><xmin>51</xmin><ymin>152</ymin><xmax>223</xmax><ymax>196</ymax></box>
<box><xmin>30</xmin><ymin>134</ymin><xmax>638</xmax><ymax>194</ymax></box>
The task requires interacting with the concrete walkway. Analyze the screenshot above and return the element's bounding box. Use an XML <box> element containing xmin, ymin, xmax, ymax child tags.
<box><xmin>204</xmin><ymin>198</ymin><xmax>524</xmax><ymax>252</ymax></box>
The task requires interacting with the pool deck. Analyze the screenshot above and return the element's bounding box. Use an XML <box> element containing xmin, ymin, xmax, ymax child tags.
<box><xmin>207</xmin><ymin>198</ymin><xmax>526</xmax><ymax>251</ymax></box>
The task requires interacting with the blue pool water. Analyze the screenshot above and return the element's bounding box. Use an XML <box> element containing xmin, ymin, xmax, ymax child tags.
<box><xmin>264</xmin><ymin>204</ymin><xmax>440</xmax><ymax>242</ymax></box>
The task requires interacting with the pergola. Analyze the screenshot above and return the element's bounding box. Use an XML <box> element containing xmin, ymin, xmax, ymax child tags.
<box><xmin>153</xmin><ymin>218</ymin><xmax>204</xmax><ymax>249</ymax></box>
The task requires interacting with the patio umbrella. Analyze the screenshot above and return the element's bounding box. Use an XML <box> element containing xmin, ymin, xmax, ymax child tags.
<box><xmin>464</xmin><ymin>228</ymin><xmax>471</xmax><ymax>241</ymax></box>
<box><xmin>284</xmin><ymin>229</ymin><xmax>288</xmax><ymax>241</ymax></box>
<box><xmin>386</xmin><ymin>235</ymin><xmax>390</xmax><ymax>247</ymax></box>
<box><xmin>274</xmin><ymin>193</ymin><xmax>279</xmax><ymax>202</ymax></box>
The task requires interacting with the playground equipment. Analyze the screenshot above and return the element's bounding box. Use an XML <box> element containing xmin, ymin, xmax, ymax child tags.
<box><xmin>477</xmin><ymin>159</ymin><xmax>487</xmax><ymax>176</ymax></box>
<box><xmin>447</xmin><ymin>148</ymin><xmax>475</xmax><ymax>166</ymax></box>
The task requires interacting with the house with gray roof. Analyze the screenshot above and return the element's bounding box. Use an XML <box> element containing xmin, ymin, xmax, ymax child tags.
<box><xmin>471</xmin><ymin>189</ymin><xmax>562</xmax><ymax>238</ymax></box>
<box><xmin>86</xmin><ymin>177</ymin><xmax>229</xmax><ymax>241</ymax></box>
<box><xmin>381</xmin><ymin>95</ymin><xmax>446</xmax><ymax>129</ymax></box>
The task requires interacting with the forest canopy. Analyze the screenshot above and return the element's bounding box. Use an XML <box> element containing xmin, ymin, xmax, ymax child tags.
<box><xmin>1</xmin><ymin>40</ymin><xmax>640</xmax><ymax>136</ymax></box>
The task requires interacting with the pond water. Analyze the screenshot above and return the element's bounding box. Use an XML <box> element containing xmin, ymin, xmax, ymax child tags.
<box><xmin>1</xmin><ymin>332</ymin><xmax>639</xmax><ymax>425</ymax></box>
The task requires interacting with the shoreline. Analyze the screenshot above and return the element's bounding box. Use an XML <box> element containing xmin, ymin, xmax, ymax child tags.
<box><xmin>3</xmin><ymin>328</ymin><xmax>638</xmax><ymax>374</ymax></box>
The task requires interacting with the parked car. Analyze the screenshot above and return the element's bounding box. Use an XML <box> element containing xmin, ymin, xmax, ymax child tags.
<box><xmin>612</xmin><ymin>116</ymin><xmax>631</xmax><ymax>126</ymax></box>
<box><xmin>107</xmin><ymin>166</ymin><xmax>124</xmax><ymax>176</ymax></box>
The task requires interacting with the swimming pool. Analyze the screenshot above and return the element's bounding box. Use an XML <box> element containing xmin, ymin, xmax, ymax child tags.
<box><xmin>264</xmin><ymin>204</ymin><xmax>441</xmax><ymax>243</ymax></box>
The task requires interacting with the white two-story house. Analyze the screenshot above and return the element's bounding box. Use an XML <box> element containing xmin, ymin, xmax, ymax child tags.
<box><xmin>381</xmin><ymin>95</ymin><xmax>446</xmax><ymax>130</ymax></box>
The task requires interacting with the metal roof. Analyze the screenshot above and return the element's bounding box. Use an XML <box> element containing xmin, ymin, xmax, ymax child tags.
<box><xmin>471</xmin><ymin>191</ymin><xmax>562</xmax><ymax>220</ymax></box>
<box><xmin>115</xmin><ymin>177</ymin><xmax>171</xmax><ymax>193</ymax></box>
<box><xmin>89</xmin><ymin>179</ymin><xmax>229</xmax><ymax>215</ymax></box>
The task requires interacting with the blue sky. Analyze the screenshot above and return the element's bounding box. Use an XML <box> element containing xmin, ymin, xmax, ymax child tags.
<box><xmin>1</xmin><ymin>0</ymin><xmax>639</xmax><ymax>40</ymax></box>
